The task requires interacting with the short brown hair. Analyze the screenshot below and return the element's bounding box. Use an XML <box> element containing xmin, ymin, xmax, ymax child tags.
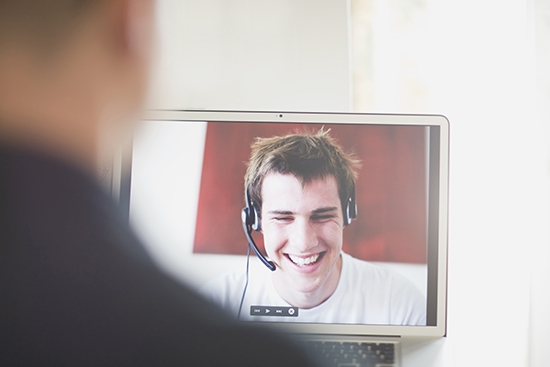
<box><xmin>244</xmin><ymin>128</ymin><xmax>361</xmax><ymax>216</ymax></box>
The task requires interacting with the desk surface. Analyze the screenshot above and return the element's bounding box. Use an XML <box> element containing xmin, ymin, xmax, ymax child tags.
<box><xmin>401</xmin><ymin>337</ymin><xmax>448</xmax><ymax>366</ymax></box>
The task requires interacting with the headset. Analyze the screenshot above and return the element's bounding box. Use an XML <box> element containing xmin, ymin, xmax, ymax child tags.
<box><xmin>241</xmin><ymin>190</ymin><xmax>276</xmax><ymax>271</ymax></box>
<box><xmin>241</xmin><ymin>183</ymin><xmax>357</xmax><ymax>272</ymax></box>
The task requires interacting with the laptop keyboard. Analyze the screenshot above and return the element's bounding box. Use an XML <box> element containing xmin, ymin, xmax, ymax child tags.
<box><xmin>302</xmin><ymin>341</ymin><xmax>396</xmax><ymax>367</ymax></box>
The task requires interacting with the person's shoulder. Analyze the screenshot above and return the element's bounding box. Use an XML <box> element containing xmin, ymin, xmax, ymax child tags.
<box><xmin>341</xmin><ymin>253</ymin><xmax>425</xmax><ymax>325</ymax></box>
<box><xmin>341</xmin><ymin>252</ymin><xmax>420</xmax><ymax>292</ymax></box>
<box><xmin>200</xmin><ymin>271</ymin><xmax>248</xmax><ymax>307</ymax></box>
<box><xmin>202</xmin><ymin>272</ymin><xmax>246</xmax><ymax>294</ymax></box>
<box><xmin>342</xmin><ymin>252</ymin><xmax>392</xmax><ymax>278</ymax></box>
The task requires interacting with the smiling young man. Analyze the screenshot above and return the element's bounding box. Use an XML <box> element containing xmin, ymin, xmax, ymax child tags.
<box><xmin>204</xmin><ymin>129</ymin><xmax>426</xmax><ymax>325</ymax></box>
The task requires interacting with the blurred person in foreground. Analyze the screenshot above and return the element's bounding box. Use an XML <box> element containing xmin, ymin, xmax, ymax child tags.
<box><xmin>0</xmin><ymin>1</ymin><xmax>318</xmax><ymax>366</ymax></box>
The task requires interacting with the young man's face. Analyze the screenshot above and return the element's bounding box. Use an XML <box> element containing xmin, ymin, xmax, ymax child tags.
<box><xmin>260</xmin><ymin>172</ymin><xmax>344</xmax><ymax>309</ymax></box>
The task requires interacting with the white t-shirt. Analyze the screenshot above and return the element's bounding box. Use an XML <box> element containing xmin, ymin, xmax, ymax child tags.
<box><xmin>202</xmin><ymin>252</ymin><xmax>426</xmax><ymax>325</ymax></box>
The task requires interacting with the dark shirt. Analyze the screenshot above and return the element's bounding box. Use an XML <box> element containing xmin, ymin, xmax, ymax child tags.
<box><xmin>0</xmin><ymin>146</ymin><xmax>316</xmax><ymax>366</ymax></box>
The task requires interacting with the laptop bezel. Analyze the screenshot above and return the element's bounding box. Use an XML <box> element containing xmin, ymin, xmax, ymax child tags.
<box><xmin>118</xmin><ymin>110</ymin><xmax>449</xmax><ymax>338</ymax></box>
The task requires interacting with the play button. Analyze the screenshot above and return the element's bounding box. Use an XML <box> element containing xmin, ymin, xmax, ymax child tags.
<box><xmin>249</xmin><ymin>306</ymin><xmax>299</xmax><ymax>317</ymax></box>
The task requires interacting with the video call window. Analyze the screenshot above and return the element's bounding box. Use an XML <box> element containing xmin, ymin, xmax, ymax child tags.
<box><xmin>128</xmin><ymin>119</ymin><xmax>442</xmax><ymax>327</ymax></box>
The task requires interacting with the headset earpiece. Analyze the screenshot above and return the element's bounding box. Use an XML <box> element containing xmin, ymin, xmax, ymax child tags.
<box><xmin>244</xmin><ymin>189</ymin><xmax>261</xmax><ymax>231</ymax></box>
<box><xmin>250</xmin><ymin>203</ymin><xmax>261</xmax><ymax>232</ymax></box>
<box><xmin>343</xmin><ymin>183</ymin><xmax>357</xmax><ymax>227</ymax></box>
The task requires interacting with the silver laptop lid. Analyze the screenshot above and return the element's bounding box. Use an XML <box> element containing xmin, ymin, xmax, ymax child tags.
<box><xmin>122</xmin><ymin>110</ymin><xmax>448</xmax><ymax>338</ymax></box>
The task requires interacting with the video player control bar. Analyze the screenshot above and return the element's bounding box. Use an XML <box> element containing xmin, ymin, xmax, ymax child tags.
<box><xmin>250</xmin><ymin>306</ymin><xmax>299</xmax><ymax>317</ymax></box>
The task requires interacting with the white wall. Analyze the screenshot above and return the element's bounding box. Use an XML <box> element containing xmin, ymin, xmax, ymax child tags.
<box><xmin>529</xmin><ymin>0</ymin><xmax>550</xmax><ymax>365</ymax></box>
<box><xmin>430</xmin><ymin>1</ymin><xmax>549</xmax><ymax>366</ymax></box>
<box><xmin>350</xmin><ymin>0</ymin><xmax>550</xmax><ymax>366</ymax></box>
<box><xmin>148</xmin><ymin>0</ymin><xmax>351</xmax><ymax>112</ymax></box>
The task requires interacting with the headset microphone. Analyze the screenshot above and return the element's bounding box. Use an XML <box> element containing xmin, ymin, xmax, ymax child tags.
<box><xmin>241</xmin><ymin>190</ymin><xmax>276</xmax><ymax>272</ymax></box>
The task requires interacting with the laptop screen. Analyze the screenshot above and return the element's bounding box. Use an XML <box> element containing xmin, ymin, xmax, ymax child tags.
<box><xmin>123</xmin><ymin>111</ymin><xmax>448</xmax><ymax>337</ymax></box>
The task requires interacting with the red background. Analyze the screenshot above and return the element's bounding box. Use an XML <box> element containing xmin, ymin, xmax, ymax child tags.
<box><xmin>193</xmin><ymin>122</ymin><xmax>427</xmax><ymax>264</ymax></box>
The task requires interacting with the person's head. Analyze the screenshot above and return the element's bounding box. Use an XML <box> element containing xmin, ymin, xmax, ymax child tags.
<box><xmin>245</xmin><ymin>128</ymin><xmax>360</xmax><ymax>223</ymax></box>
<box><xmin>244</xmin><ymin>129</ymin><xmax>360</xmax><ymax>308</ymax></box>
<box><xmin>0</xmin><ymin>0</ymin><xmax>156</xmax><ymax>173</ymax></box>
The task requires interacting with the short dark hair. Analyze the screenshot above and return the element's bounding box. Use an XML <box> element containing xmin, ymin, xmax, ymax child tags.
<box><xmin>0</xmin><ymin>0</ymin><xmax>99</xmax><ymax>54</ymax></box>
<box><xmin>244</xmin><ymin>128</ymin><xmax>361</xmax><ymax>216</ymax></box>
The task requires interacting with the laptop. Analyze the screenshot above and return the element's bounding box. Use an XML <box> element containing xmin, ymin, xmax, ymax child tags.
<box><xmin>116</xmin><ymin>110</ymin><xmax>449</xmax><ymax>367</ymax></box>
